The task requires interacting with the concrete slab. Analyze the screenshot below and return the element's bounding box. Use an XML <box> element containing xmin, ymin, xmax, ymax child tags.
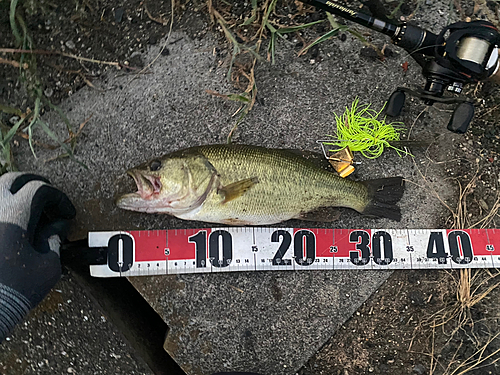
<box><xmin>14</xmin><ymin>2</ymin><xmax>461</xmax><ymax>373</ymax></box>
<box><xmin>0</xmin><ymin>273</ymin><xmax>153</xmax><ymax>375</ymax></box>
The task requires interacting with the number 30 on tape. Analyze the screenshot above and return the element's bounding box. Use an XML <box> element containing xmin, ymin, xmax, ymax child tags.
<box><xmin>88</xmin><ymin>228</ymin><xmax>500</xmax><ymax>277</ymax></box>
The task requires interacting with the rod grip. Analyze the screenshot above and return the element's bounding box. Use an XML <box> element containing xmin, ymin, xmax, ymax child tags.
<box><xmin>394</xmin><ymin>23</ymin><xmax>438</xmax><ymax>56</ymax></box>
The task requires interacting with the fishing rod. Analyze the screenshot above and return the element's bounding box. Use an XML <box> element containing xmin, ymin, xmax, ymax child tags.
<box><xmin>299</xmin><ymin>0</ymin><xmax>500</xmax><ymax>134</ymax></box>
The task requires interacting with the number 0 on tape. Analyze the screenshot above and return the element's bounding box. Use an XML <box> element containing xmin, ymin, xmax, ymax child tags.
<box><xmin>88</xmin><ymin>228</ymin><xmax>500</xmax><ymax>277</ymax></box>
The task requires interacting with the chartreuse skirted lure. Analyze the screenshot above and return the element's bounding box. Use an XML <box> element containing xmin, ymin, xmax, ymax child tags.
<box><xmin>324</xmin><ymin>98</ymin><xmax>411</xmax><ymax>159</ymax></box>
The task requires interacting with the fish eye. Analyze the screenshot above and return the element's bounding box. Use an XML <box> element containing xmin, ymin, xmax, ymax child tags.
<box><xmin>150</xmin><ymin>160</ymin><xmax>162</xmax><ymax>171</ymax></box>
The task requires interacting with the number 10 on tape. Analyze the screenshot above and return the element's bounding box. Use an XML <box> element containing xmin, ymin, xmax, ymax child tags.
<box><xmin>88</xmin><ymin>228</ymin><xmax>500</xmax><ymax>277</ymax></box>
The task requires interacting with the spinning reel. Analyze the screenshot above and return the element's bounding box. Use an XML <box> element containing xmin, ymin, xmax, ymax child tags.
<box><xmin>302</xmin><ymin>0</ymin><xmax>500</xmax><ymax>133</ymax></box>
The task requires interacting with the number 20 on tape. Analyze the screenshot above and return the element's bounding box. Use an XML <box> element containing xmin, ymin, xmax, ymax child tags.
<box><xmin>88</xmin><ymin>228</ymin><xmax>500</xmax><ymax>277</ymax></box>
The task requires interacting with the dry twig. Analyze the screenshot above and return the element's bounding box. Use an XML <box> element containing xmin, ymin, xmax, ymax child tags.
<box><xmin>144</xmin><ymin>0</ymin><xmax>170</xmax><ymax>26</ymax></box>
<box><xmin>0</xmin><ymin>57</ymin><xmax>28</xmax><ymax>69</ymax></box>
<box><xmin>0</xmin><ymin>48</ymin><xmax>124</xmax><ymax>67</ymax></box>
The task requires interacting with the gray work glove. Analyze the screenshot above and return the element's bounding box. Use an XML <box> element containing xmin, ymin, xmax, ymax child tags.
<box><xmin>0</xmin><ymin>172</ymin><xmax>75</xmax><ymax>342</ymax></box>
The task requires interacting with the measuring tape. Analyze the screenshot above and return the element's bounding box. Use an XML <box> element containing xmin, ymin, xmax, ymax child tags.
<box><xmin>88</xmin><ymin>228</ymin><xmax>500</xmax><ymax>277</ymax></box>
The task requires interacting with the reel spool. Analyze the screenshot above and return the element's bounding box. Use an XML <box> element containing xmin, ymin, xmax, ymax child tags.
<box><xmin>386</xmin><ymin>20</ymin><xmax>500</xmax><ymax>133</ymax></box>
<box><xmin>301</xmin><ymin>0</ymin><xmax>500</xmax><ymax>134</ymax></box>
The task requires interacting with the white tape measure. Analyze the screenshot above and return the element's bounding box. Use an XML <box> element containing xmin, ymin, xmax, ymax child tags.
<box><xmin>88</xmin><ymin>228</ymin><xmax>500</xmax><ymax>277</ymax></box>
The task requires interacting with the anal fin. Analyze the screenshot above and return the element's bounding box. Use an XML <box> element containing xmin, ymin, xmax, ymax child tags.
<box><xmin>219</xmin><ymin>177</ymin><xmax>259</xmax><ymax>204</ymax></box>
<box><xmin>295</xmin><ymin>207</ymin><xmax>341</xmax><ymax>222</ymax></box>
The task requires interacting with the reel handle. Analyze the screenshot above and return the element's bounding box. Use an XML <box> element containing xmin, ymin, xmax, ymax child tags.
<box><xmin>447</xmin><ymin>102</ymin><xmax>474</xmax><ymax>134</ymax></box>
<box><xmin>386</xmin><ymin>88</ymin><xmax>475</xmax><ymax>134</ymax></box>
<box><xmin>299</xmin><ymin>0</ymin><xmax>500</xmax><ymax>134</ymax></box>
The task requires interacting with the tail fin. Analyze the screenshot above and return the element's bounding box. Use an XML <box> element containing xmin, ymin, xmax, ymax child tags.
<box><xmin>361</xmin><ymin>177</ymin><xmax>405</xmax><ymax>221</ymax></box>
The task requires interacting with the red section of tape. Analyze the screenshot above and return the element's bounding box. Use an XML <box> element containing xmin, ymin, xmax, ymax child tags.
<box><xmin>130</xmin><ymin>230</ymin><xmax>167</xmax><ymax>262</ymax></box>
<box><xmin>166</xmin><ymin>228</ymin><xmax>212</xmax><ymax>261</ymax></box>
<box><xmin>446</xmin><ymin>229</ymin><xmax>500</xmax><ymax>256</ymax></box>
<box><xmin>127</xmin><ymin>228</ymin><xmax>500</xmax><ymax>264</ymax></box>
<box><xmin>298</xmin><ymin>228</ymin><xmax>334</xmax><ymax>258</ymax></box>
<box><xmin>332</xmin><ymin>229</ymin><xmax>372</xmax><ymax>258</ymax></box>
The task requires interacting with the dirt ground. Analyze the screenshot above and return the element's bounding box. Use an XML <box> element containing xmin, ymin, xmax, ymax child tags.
<box><xmin>301</xmin><ymin>269</ymin><xmax>500</xmax><ymax>375</ymax></box>
<box><xmin>1</xmin><ymin>0</ymin><xmax>500</xmax><ymax>374</ymax></box>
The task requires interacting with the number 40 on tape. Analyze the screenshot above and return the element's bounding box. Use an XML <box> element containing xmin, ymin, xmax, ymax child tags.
<box><xmin>88</xmin><ymin>228</ymin><xmax>500</xmax><ymax>278</ymax></box>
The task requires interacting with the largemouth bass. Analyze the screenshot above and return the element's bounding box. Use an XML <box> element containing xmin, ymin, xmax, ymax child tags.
<box><xmin>116</xmin><ymin>144</ymin><xmax>405</xmax><ymax>225</ymax></box>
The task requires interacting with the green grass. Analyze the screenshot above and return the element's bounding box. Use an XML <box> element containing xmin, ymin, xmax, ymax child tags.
<box><xmin>209</xmin><ymin>1</ymin><xmax>362</xmax><ymax>141</ymax></box>
<box><xmin>0</xmin><ymin>0</ymin><xmax>85</xmax><ymax>173</ymax></box>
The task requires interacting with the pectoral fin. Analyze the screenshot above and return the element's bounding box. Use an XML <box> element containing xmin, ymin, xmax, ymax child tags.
<box><xmin>218</xmin><ymin>177</ymin><xmax>259</xmax><ymax>203</ymax></box>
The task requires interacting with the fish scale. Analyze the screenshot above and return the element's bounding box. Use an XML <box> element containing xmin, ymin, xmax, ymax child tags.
<box><xmin>116</xmin><ymin>144</ymin><xmax>404</xmax><ymax>224</ymax></box>
<box><xmin>184</xmin><ymin>145</ymin><xmax>368</xmax><ymax>224</ymax></box>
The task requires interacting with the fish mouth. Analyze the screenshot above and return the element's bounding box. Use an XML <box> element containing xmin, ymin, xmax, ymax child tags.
<box><xmin>127</xmin><ymin>170</ymin><xmax>162</xmax><ymax>199</ymax></box>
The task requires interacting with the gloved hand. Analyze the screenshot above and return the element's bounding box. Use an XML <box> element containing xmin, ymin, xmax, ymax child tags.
<box><xmin>0</xmin><ymin>172</ymin><xmax>75</xmax><ymax>342</ymax></box>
